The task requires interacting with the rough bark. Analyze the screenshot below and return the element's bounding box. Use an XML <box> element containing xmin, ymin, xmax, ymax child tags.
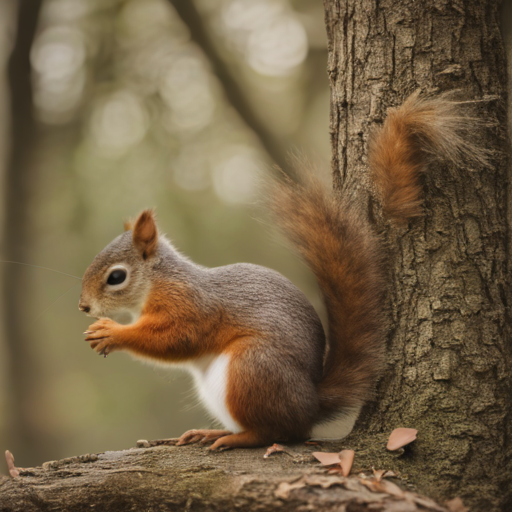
<box><xmin>0</xmin><ymin>442</ymin><xmax>458</xmax><ymax>512</ymax></box>
<box><xmin>323</xmin><ymin>0</ymin><xmax>511</xmax><ymax>510</ymax></box>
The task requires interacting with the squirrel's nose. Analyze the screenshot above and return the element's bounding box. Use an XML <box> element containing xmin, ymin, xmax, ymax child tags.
<box><xmin>78</xmin><ymin>302</ymin><xmax>90</xmax><ymax>313</ymax></box>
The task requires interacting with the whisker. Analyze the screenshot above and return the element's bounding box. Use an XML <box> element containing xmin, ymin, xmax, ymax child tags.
<box><xmin>0</xmin><ymin>261</ymin><xmax>82</xmax><ymax>280</ymax></box>
<box><xmin>28</xmin><ymin>281</ymin><xmax>82</xmax><ymax>328</ymax></box>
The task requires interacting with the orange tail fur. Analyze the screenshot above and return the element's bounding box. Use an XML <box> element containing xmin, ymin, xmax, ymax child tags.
<box><xmin>272</xmin><ymin>92</ymin><xmax>488</xmax><ymax>420</ymax></box>
<box><xmin>270</xmin><ymin>166</ymin><xmax>386</xmax><ymax>417</ymax></box>
<box><xmin>369</xmin><ymin>91</ymin><xmax>490</xmax><ymax>223</ymax></box>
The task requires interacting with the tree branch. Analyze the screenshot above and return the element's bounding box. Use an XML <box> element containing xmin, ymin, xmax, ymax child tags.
<box><xmin>0</xmin><ymin>443</ymin><xmax>452</xmax><ymax>512</ymax></box>
<box><xmin>168</xmin><ymin>0</ymin><xmax>291</xmax><ymax>174</ymax></box>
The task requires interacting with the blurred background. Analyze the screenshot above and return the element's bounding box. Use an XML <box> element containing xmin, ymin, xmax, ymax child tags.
<box><xmin>0</xmin><ymin>0</ymin><xmax>330</xmax><ymax>471</ymax></box>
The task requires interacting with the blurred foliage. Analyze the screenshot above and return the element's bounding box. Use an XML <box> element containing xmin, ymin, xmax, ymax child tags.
<box><xmin>0</xmin><ymin>0</ymin><xmax>330</xmax><ymax>469</ymax></box>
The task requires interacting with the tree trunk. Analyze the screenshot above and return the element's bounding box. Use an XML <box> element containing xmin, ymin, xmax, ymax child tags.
<box><xmin>324</xmin><ymin>0</ymin><xmax>511</xmax><ymax>510</ymax></box>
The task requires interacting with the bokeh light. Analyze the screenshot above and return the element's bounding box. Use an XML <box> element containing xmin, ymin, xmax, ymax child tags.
<box><xmin>31</xmin><ymin>26</ymin><xmax>86</xmax><ymax>123</ymax></box>
<box><xmin>221</xmin><ymin>0</ymin><xmax>308</xmax><ymax>76</ymax></box>
<box><xmin>160</xmin><ymin>54</ymin><xmax>215</xmax><ymax>135</ymax></box>
<box><xmin>212</xmin><ymin>145</ymin><xmax>261</xmax><ymax>204</ymax></box>
<box><xmin>0</xmin><ymin>0</ymin><xmax>328</xmax><ymax>473</ymax></box>
<box><xmin>89</xmin><ymin>90</ymin><xmax>149</xmax><ymax>156</ymax></box>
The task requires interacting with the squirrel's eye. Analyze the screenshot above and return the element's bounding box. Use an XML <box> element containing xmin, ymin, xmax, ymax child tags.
<box><xmin>107</xmin><ymin>269</ymin><xmax>126</xmax><ymax>285</ymax></box>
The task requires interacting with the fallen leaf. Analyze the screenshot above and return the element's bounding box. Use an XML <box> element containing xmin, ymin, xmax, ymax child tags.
<box><xmin>372</xmin><ymin>468</ymin><xmax>385</xmax><ymax>482</ymax></box>
<box><xmin>360</xmin><ymin>477</ymin><xmax>406</xmax><ymax>498</ymax></box>
<box><xmin>312</xmin><ymin>452</ymin><xmax>341</xmax><ymax>466</ymax></box>
<box><xmin>359</xmin><ymin>477</ymin><xmax>384</xmax><ymax>493</ymax></box>
<box><xmin>386</xmin><ymin>428</ymin><xmax>418</xmax><ymax>450</ymax></box>
<box><xmin>378</xmin><ymin>479</ymin><xmax>406</xmax><ymax>498</ymax></box>
<box><xmin>5</xmin><ymin>450</ymin><xmax>19</xmax><ymax>478</ymax></box>
<box><xmin>446</xmin><ymin>497</ymin><xmax>469</xmax><ymax>512</ymax></box>
<box><xmin>304</xmin><ymin>441</ymin><xmax>321</xmax><ymax>446</ymax></box>
<box><xmin>263</xmin><ymin>444</ymin><xmax>285</xmax><ymax>458</ymax></box>
<box><xmin>339</xmin><ymin>450</ymin><xmax>355</xmax><ymax>476</ymax></box>
<box><xmin>383</xmin><ymin>470</ymin><xmax>397</xmax><ymax>478</ymax></box>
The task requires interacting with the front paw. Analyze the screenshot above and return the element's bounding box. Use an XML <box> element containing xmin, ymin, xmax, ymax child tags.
<box><xmin>84</xmin><ymin>318</ymin><xmax>120</xmax><ymax>357</ymax></box>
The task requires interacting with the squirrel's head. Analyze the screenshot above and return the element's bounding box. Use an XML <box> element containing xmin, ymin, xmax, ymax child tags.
<box><xmin>79</xmin><ymin>209</ymin><xmax>159</xmax><ymax>321</ymax></box>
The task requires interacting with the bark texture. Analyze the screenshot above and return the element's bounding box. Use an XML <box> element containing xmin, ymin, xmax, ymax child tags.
<box><xmin>0</xmin><ymin>443</ymin><xmax>457</xmax><ymax>512</ymax></box>
<box><xmin>323</xmin><ymin>0</ymin><xmax>511</xmax><ymax>510</ymax></box>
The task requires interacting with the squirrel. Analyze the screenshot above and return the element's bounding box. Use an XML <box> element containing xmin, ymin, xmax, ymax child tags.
<box><xmin>79</xmin><ymin>92</ymin><xmax>484</xmax><ymax>450</ymax></box>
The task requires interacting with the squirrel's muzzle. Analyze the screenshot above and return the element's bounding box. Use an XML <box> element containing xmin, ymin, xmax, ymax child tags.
<box><xmin>78</xmin><ymin>301</ymin><xmax>91</xmax><ymax>314</ymax></box>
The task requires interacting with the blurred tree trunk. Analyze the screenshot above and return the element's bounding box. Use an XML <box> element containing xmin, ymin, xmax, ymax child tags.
<box><xmin>3</xmin><ymin>0</ymin><xmax>43</xmax><ymax>467</ymax></box>
<box><xmin>167</xmin><ymin>0</ymin><xmax>291</xmax><ymax>174</ymax></box>
<box><xmin>324</xmin><ymin>0</ymin><xmax>511</xmax><ymax>510</ymax></box>
<box><xmin>0</xmin><ymin>0</ymin><xmax>16</xmax><ymax>476</ymax></box>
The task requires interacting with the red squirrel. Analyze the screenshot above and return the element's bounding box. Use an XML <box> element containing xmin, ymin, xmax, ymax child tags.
<box><xmin>79</xmin><ymin>92</ymin><xmax>483</xmax><ymax>450</ymax></box>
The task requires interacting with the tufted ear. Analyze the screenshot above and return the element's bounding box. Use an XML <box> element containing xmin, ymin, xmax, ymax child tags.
<box><xmin>132</xmin><ymin>209</ymin><xmax>158</xmax><ymax>259</ymax></box>
<box><xmin>123</xmin><ymin>219</ymin><xmax>133</xmax><ymax>231</ymax></box>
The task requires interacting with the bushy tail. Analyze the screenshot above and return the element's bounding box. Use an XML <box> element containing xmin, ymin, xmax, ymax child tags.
<box><xmin>369</xmin><ymin>91</ymin><xmax>490</xmax><ymax>223</ymax></box>
<box><xmin>271</xmin><ymin>92</ymin><xmax>488</xmax><ymax>419</ymax></box>
<box><xmin>270</xmin><ymin>166</ymin><xmax>386</xmax><ymax>417</ymax></box>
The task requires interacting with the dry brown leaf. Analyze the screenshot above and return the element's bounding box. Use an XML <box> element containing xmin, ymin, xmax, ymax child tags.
<box><xmin>387</xmin><ymin>428</ymin><xmax>418</xmax><ymax>450</ymax></box>
<box><xmin>378</xmin><ymin>479</ymin><xmax>406</xmax><ymax>498</ymax></box>
<box><xmin>5</xmin><ymin>450</ymin><xmax>19</xmax><ymax>478</ymax></box>
<box><xmin>383</xmin><ymin>470</ymin><xmax>397</xmax><ymax>478</ymax></box>
<box><xmin>304</xmin><ymin>441</ymin><xmax>322</xmax><ymax>446</ymax></box>
<box><xmin>263</xmin><ymin>443</ymin><xmax>285</xmax><ymax>458</ymax></box>
<box><xmin>446</xmin><ymin>497</ymin><xmax>469</xmax><ymax>512</ymax></box>
<box><xmin>312</xmin><ymin>451</ymin><xmax>341</xmax><ymax>466</ymax></box>
<box><xmin>359</xmin><ymin>476</ymin><xmax>406</xmax><ymax>499</ymax></box>
<box><xmin>372</xmin><ymin>468</ymin><xmax>386</xmax><ymax>482</ymax></box>
<box><xmin>359</xmin><ymin>478</ymin><xmax>385</xmax><ymax>493</ymax></box>
<box><xmin>339</xmin><ymin>450</ymin><xmax>355</xmax><ymax>477</ymax></box>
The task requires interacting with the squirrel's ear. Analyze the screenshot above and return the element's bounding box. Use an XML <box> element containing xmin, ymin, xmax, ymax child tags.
<box><xmin>132</xmin><ymin>209</ymin><xmax>158</xmax><ymax>260</ymax></box>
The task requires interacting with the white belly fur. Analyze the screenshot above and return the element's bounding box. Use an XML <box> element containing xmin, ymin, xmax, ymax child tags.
<box><xmin>310</xmin><ymin>406</ymin><xmax>361</xmax><ymax>440</ymax></box>
<box><xmin>183</xmin><ymin>354</ymin><xmax>242</xmax><ymax>433</ymax></box>
<box><xmin>130</xmin><ymin>351</ymin><xmax>241</xmax><ymax>432</ymax></box>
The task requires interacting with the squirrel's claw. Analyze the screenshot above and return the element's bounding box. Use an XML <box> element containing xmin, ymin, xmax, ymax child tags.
<box><xmin>176</xmin><ymin>429</ymin><xmax>232</xmax><ymax>446</ymax></box>
<box><xmin>85</xmin><ymin>318</ymin><xmax>119</xmax><ymax>356</ymax></box>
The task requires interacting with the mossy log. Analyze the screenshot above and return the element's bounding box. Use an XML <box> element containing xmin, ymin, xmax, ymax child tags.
<box><xmin>0</xmin><ymin>442</ymin><xmax>457</xmax><ymax>511</ymax></box>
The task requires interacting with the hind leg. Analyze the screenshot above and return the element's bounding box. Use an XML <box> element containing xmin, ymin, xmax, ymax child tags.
<box><xmin>176</xmin><ymin>429</ymin><xmax>232</xmax><ymax>445</ymax></box>
<box><xmin>210</xmin><ymin>430</ymin><xmax>264</xmax><ymax>451</ymax></box>
<box><xmin>222</xmin><ymin>344</ymin><xmax>318</xmax><ymax>447</ymax></box>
